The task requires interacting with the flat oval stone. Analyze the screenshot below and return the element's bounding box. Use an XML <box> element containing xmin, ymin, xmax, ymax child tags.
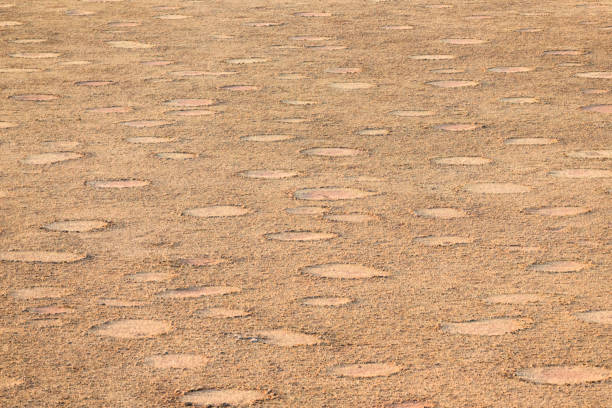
<box><xmin>184</xmin><ymin>206</ymin><xmax>251</xmax><ymax>217</ymax></box>
<box><xmin>21</xmin><ymin>152</ymin><xmax>83</xmax><ymax>165</ymax></box>
<box><xmin>294</xmin><ymin>187</ymin><xmax>376</xmax><ymax>200</ymax></box>
<box><xmin>302</xmin><ymin>263</ymin><xmax>389</xmax><ymax>279</ymax></box>
<box><xmin>181</xmin><ymin>390</ymin><xmax>269</xmax><ymax>406</ymax></box>
<box><xmin>517</xmin><ymin>366</ymin><xmax>611</xmax><ymax>385</ymax></box>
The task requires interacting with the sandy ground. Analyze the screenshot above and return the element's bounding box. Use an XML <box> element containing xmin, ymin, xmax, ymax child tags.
<box><xmin>0</xmin><ymin>0</ymin><xmax>611</xmax><ymax>407</ymax></box>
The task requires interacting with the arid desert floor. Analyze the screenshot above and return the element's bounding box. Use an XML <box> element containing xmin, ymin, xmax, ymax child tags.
<box><xmin>0</xmin><ymin>0</ymin><xmax>611</xmax><ymax>407</ymax></box>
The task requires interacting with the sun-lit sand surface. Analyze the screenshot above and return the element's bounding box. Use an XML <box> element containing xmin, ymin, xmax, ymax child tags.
<box><xmin>0</xmin><ymin>0</ymin><xmax>610</xmax><ymax>407</ymax></box>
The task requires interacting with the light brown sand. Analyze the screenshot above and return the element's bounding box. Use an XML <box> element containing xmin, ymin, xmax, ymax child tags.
<box><xmin>0</xmin><ymin>0</ymin><xmax>610</xmax><ymax>407</ymax></box>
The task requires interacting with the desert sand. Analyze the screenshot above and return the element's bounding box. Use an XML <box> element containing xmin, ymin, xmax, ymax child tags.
<box><xmin>0</xmin><ymin>0</ymin><xmax>611</xmax><ymax>407</ymax></box>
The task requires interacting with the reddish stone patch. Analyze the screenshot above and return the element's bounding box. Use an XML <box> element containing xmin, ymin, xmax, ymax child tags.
<box><xmin>22</xmin><ymin>152</ymin><xmax>83</xmax><ymax>165</ymax></box>
<box><xmin>517</xmin><ymin>366</ymin><xmax>611</xmax><ymax>385</ymax></box>
<box><xmin>241</xmin><ymin>134</ymin><xmax>295</xmax><ymax>142</ymax></box>
<box><xmin>184</xmin><ymin>206</ymin><xmax>251</xmax><ymax>217</ymax></box>
<box><xmin>91</xmin><ymin>319</ymin><xmax>171</xmax><ymax>338</ymax></box>
<box><xmin>485</xmin><ymin>294</ymin><xmax>543</xmax><ymax>304</ymax></box>
<box><xmin>266</xmin><ymin>231</ymin><xmax>337</xmax><ymax>241</ymax></box>
<box><xmin>87</xmin><ymin>179</ymin><xmax>150</xmax><ymax>188</ymax></box>
<box><xmin>256</xmin><ymin>329</ymin><xmax>321</xmax><ymax>346</ymax></box>
<box><xmin>302</xmin><ymin>147</ymin><xmax>365</xmax><ymax>157</ymax></box>
<box><xmin>127</xmin><ymin>137</ymin><xmax>174</xmax><ymax>144</ymax></box>
<box><xmin>181</xmin><ymin>390</ymin><xmax>270</xmax><ymax>406</ymax></box>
